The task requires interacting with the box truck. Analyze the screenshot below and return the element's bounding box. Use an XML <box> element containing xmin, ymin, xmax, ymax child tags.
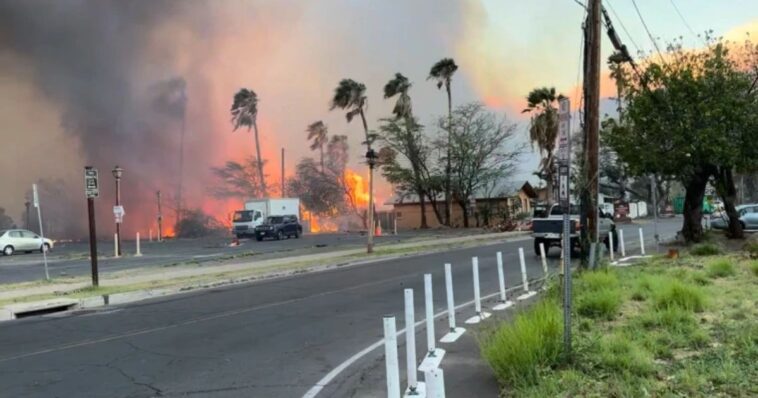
<box><xmin>232</xmin><ymin>198</ymin><xmax>300</xmax><ymax>238</ymax></box>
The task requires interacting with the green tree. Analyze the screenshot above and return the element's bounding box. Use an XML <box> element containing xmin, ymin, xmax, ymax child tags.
<box><xmin>306</xmin><ymin>120</ymin><xmax>328</xmax><ymax>173</ymax></box>
<box><xmin>330</xmin><ymin>79</ymin><xmax>375</xmax><ymax>236</ymax></box>
<box><xmin>0</xmin><ymin>207</ymin><xmax>14</xmax><ymax>230</ymax></box>
<box><xmin>428</xmin><ymin>58</ymin><xmax>458</xmax><ymax>226</ymax></box>
<box><xmin>522</xmin><ymin>87</ymin><xmax>562</xmax><ymax>205</ymax></box>
<box><xmin>605</xmin><ymin>40</ymin><xmax>758</xmax><ymax>241</ymax></box>
<box><xmin>230</xmin><ymin>88</ymin><xmax>267</xmax><ymax>197</ymax></box>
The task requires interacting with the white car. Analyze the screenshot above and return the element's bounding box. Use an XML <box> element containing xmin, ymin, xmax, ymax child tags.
<box><xmin>0</xmin><ymin>229</ymin><xmax>54</xmax><ymax>256</ymax></box>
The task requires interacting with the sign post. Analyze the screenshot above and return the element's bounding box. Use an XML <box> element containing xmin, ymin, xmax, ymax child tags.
<box><xmin>558</xmin><ymin>97</ymin><xmax>572</xmax><ymax>361</ymax></box>
<box><xmin>32</xmin><ymin>184</ymin><xmax>50</xmax><ymax>281</ymax></box>
<box><xmin>84</xmin><ymin>166</ymin><xmax>100</xmax><ymax>287</ymax></box>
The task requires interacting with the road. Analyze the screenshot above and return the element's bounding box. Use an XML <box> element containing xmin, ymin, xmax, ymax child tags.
<box><xmin>0</xmin><ymin>219</ymin><xmax>680</xmax><ymax>398</ymax></box>
<box><xmin>0</xmin><ymin>230</ymin><xmax>474</xmax><ymax>285</ymax></box>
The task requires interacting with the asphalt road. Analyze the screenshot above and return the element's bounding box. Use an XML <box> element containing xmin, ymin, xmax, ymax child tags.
<box><xmin>0</xmin><ymin>220</ymin><xmax>680</xmax><ymax>398</ymax></box>
<box><xmin>0</xmin><ymin>230</ymin><xmax>469</xmax><ymax>285</ymax></box>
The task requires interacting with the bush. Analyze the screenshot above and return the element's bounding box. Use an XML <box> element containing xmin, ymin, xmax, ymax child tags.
<box><xmin>482</xmin><ymin>300</ymin><xmax>562</xmax><ymax>387</ymax></box>
<box><xmin>598</xmin><ymin>334</ymin><xmax>654</xmax><ymax>376</ymax></box>
<box><xmin>578</xmin><ymin>271</ymin><xmax>619</xmax><ymax>291</ymax></box>
<box><xmin>690</xmin><ymin>243</ymin><xmax>722</xmax><ymax>256</ymax></box>
<box><xmin>690</xmin><ymin>271</ymin><xmax>711</xmax><ymax>286</ymax></box>
<box><xmin>706</xmin><ymin>259</ymin><xmax>736</xmax><ymax>278</ymax></box>
<box><xmin>175</xmin><ymin>209</ymin><xmax>226</xmax><ymax>238</ymax></box>
<box><xmin>577</xmin><ymin>289</ymin><xmax>623</xmax><ymax>320</ymax></box>
<box><xmin>749</xmin><ymin>261</ymin><xmax>758</xmax><ymax>277</ymax></box>
<box><xmin>743</xmin><ymin>241</ymin><xmax>758</xmax><ymax>259</ymax></box>
<box><xmin>654</xmin><ymin>281</ymin><xmax>705</xmax><ymax>312</ymax></box>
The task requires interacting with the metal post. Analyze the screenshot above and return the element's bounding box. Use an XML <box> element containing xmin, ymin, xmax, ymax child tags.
<box><xmin>609</xmin><ymin>230</ymin><xmax>614</xmax><ymax>261</ymax></box>
<box><xmin>539</xmin><ymin>242</ymin><xmax>548</xmax><ymax>278</ymax></box>
<box><xmin>496</xmin><ymin>252</ymin><xmax>506</xmax><ymax>302</ymax></box>
<box><xmin>519</xmin><ymin>248</ymin><xmax>529</xmax><ymax>292</ymax></box>
<box><xmin>639</xmin><ymin>227</ymin><xmax>646</xmax><ymax>256</ymax></box>
<box><xmin>114</xmin><ymin>233</ymin><xmax>119</xmax><ymax>258</ymax></box>
<box><xmin>424</xmin><ymin>368</ymin><xmax>446</xmax><ymax>398</ymax></box>
<box><xmin>87</xmin><ymin>197</ymin><xmax>99</xmax><ymax>287</ymax></box>
<box><xmin>424</xmin><ymin>274</ymin><xmax>436</xmax><ymax>356</ymax></box>
<box><xmin>135</xmin><ymin>232</ymin><xmax>142</xmax><ymax>257</ymax></box>
<box><xmin>281</xmin><ymin>147</ymin><xmax>285</xmax><ymax>197</ymax></box>
<box><xmin>619</xmin><ymin>229</ymin><xmax>626</xmax><ymax>257</ymax></box>
<box><xmin>32</xmin><ymin>184</ymin><xmax>49</xmax><ymax>281</ymax></box>
<box><xmin>383</xmin><ymin>316</ymin><xmax>401</xmax><ymax>398</ymax></box>
<box><xmin>444</xmin><ymin>263</ymin><xmax>456</xmax><ymax>331</ymax></box>
<box><xmin>651</xmin><ymin>175</ymin><xmax>659</xmax><ymax>253</ymax></box>
<box><xmin>404</xmin><ymin>289</ymin><xmax>419</xmax><ymax>393</ymax></box>
<box><xmin>114</xmin><ymin>167</ymin><xmax>122</xmax><ymax>256</ymax></box>
<box><xmin>472</xmin><ymin>257</ymin><xmax>481</xmax><ymax>315</ymax></box>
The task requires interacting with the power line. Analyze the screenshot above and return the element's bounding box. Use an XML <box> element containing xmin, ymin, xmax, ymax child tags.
<box><xmin>669</xmin><ymin>0</ymin><xmax>706</xmax><ymax>46</ymax></box>
<box><xmin>605</xmin><ymin>0</ymin><xmax>642</xmax><ymax>55</ymax></box>
<box><xmin>631</xmin><ymin>0</ymin><xmax>665</xmax><ymax>63</ymax></box>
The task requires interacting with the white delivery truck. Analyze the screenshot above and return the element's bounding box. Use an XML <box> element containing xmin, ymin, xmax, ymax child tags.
<box><xmin>232</xmin><ymin>198</ymin><xmax>300</xmax><ymax>238</ymax></box>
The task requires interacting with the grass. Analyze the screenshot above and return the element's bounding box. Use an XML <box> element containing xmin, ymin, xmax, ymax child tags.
<box><xmin>690</xmin><ymin>242</ymin><xmax>722</xmax><ymax>256</ymax></box>
<box><xmin>481</xmin><ymin>253</ymin><xmax>758</xmax><ymax>397</ymax></box>
<box><xmin>706</xmin><ymin>258</ymin><xmax>736</xmax><ymax>278</ymax></box>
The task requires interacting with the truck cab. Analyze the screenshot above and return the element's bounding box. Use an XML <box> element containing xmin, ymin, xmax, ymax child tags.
<box><xmin>232</xmin><ymin>209</ymin><xmax>264</xmax><ymax>238</ymax></box>
<box><xmin>531</xmin><ymin>203</ymin><xmax>616</xmax><ymax>255</ymax></box>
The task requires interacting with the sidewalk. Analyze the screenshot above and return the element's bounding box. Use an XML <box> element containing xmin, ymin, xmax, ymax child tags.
<box><xmin>0</xmin><ymin>231</ymin><xmax>529</xmax><ymax>305</ymax></box>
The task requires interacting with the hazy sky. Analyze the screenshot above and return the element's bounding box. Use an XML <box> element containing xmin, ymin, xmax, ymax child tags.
<box><xmin>0</xmin><ymin>0</ymin><xmax>756</xmax><ymax>232</ymax></box>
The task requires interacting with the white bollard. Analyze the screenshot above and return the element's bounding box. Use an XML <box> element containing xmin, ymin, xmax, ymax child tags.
<box><xmin>135</xmin><ymin>232</ymin><xmax>142</xmax><ymax>257</ymax></box>
<box><xmin>440</xmin><ymin>264</ymin><xmax>465</xmax><ymax>343</ymax></box>
<box><xmin>419</xmin><ymin>274</ymin><xmax>445</xmax><ymax>372</ymax></box>
<box><xmin>384</xmin><ymin>316</ymin><xmax>401</xmax><ymax>398</ymax></box>
<box><xmin>404</xmin><ymin>289</ymin><xmax>424</xmax><ymax>396</ymax></box>
<box><xmin>149</xmin><ymin>229</ymin><xmax>153</xmax><ymax>242</ymax></box>
<box><xmin>465</xmin><ymin>257</ymin><xmax>490</xmax><ymax>324</ymax></box>
<box><xmin>424</xmin><ymin>367</ymin><xmax>446</xmax><ymax>398</ymax></box>
<box><xmin>516</xmin><ymin>248</ymin><xmax>536</xmax><ymax>301</ymax></box>
<box><xmin>114</xmin><ymin>233</ymin><xmax>120</xmax><ymax>258</ymax></box>
<box><xmin>492</xmin><ymin>252</ymin><xmax>513</xmax><ymax>311</ymax></box>
<box><xmin>609</xmin><ymin>231</ymin><xmax>615</xmax><ymax>261</ymax></box>
<box><xmin>639</xmin><ymin>227</ymin><xmax>646</xmax><ymax>256</ymax></box>
<box><xmin>539</xmin><ymin>243</ymin><xmax>548</xmax><ymax>278</ymax></box>
<box><xmin>619</xmin><ymin>229</ymin><xmax>626</xmax><ymax>257</ymax></box>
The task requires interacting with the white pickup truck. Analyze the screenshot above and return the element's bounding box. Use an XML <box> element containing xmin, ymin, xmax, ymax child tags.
<box><xmin>531</xmin><ymin>204</ymin><xmax>616</xmax><ymax>255</ymax></box>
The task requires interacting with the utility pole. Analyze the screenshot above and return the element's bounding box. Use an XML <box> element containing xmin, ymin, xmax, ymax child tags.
<box><xmin>281</xmin><ymin>147</ymin><xmax>285</xmax><ymax>198</ymax></box>
<box><xmin>156</xmin><ymin>190</ymin><xmax>163</xmax><ymax>242</ymax></box>
<box><xmin>584</xmin><ymin>0</ymin><xmax>602</xmax><ymax>263</ymax></box>
<box><xmin>84</xmin><ymin>167</ymin><xmax>100</xmax><ymax>287</ymax></box>
<box><xmin>112</xmin><ymin>166</ymin><xmax>123</xmax><ymax>256</ymax></box>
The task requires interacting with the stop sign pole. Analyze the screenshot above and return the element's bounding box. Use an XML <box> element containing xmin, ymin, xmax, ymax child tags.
<box><xmin>84</xmin><ymin>166</ymin><xmax>100</xmax><ymax>287</ymax></box>
<box><xmin>558</xmin><ymin>98</ymin><xmax>572</xmax><ymax>361</ymax></box>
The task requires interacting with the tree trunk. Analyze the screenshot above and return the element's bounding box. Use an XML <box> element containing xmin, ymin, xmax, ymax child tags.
<box><xmin>445</xmin><ymin>84</ymin><xmax>453</xmax><ymax>227</ymax></box>
<box><xmin>681</xmin><ymin>167</ymin><xmax>711</xmax><ymax>242</ymax></box>
<box><xmin>715</xmin><ymin>166</ymin><xmax>744</xmax><ymax>239</ymax></box>
<box><xmin>426</xmin><ymin>195</ymin><xmax>445</xmax><ymax>226</ymax></box>
<box><xmin>458</xmin><ymin>199</ymin><xmax>469</xmax><ymax>228</ymax></box>
<box><xmin>545</xmin><ymin>152</ymin><xmax>554</xmax><ymax>204</ymax></box>
<box><xmin>252</xmin><ymin>121</ymin><xmax>267</xmax><ymax>197</ymax></box>
<box><xmin>418</xmin><ymin>189</ymin><xmax>429</xmax><ymax>229</ymax></box>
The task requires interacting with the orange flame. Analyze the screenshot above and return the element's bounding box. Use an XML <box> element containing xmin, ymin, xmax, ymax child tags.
<box><xmin>345</xmin><ymin>169</ymin><xmax>370</xmax><ymax>207</ymax></box>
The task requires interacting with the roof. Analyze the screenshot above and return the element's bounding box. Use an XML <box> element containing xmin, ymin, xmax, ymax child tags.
<box><xmin>389</xmin><ymin>181</ymin><xmax>536</xmax><ymax>205</ymax></box>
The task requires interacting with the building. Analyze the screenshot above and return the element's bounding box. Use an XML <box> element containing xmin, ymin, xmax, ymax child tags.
<box><xmin>391</xmin><ymin>182</ymin><xmax>539</xmax><ymax>229</ymax></box>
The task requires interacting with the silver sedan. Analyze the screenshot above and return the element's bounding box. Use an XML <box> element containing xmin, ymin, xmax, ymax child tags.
<box><xmin>711</xmin><ymin>204</ymin><xmax>758</xmax><ymax>230</ymax></box>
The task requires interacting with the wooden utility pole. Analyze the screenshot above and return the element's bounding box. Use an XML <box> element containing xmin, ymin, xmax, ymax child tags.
<box><xmin>281</xmin><ymin>147</ymin><xmax>285</xmax><ymax>197</ymax></box>
<box><xmin>156</xmin><ymin>190</ymin><xmax>163</xmax><ymax>242</ymax></box>
<box><xmin>586</xmin><ymin>0</ymin><xmax>602</xmax><ymax>249</ymax></box>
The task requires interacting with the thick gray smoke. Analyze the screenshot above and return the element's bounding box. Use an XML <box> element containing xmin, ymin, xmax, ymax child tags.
<box><xmin>0</xmin><ymin>1</ymin><xmax>197</xmax><ymax>237</ymax></box>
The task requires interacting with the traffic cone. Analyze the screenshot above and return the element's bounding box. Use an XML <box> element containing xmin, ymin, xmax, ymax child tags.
<box><xmin>375</xmin><ymin>221</ymin><xmax>382</xmax><ymax>237</ymax></box>
<box><xmin>230</xmin><ymin>237</ymin><xmax>240</xmax><ymax>247</ymax></box>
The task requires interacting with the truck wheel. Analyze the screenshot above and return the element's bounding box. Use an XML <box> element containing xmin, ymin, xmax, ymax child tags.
<box><xmin>276</xmin><ymin>230</ymin><xmax>284</xmax><ymax>240</ymax></box>
<box><xmin>533</xmin><ymin>239</ymin><xmax>543</xmax><ymax>256</ymax></box>
<box><xmin>256</xmin><ymin>236</ymin><xmax>263</xmax><ymax>242</ymax></box>
<box><xmin>294</xmin><ymin>229</ymin><xmax>300</xmax><ymax>239</ymax></box>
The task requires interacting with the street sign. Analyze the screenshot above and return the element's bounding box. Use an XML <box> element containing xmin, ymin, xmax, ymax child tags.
<box><xmin>113</xmin><ymin>205</ymin><xmax>125</xmax><ymax>224</ymax></box>
<box><xmin>84</xmin><ymin>167</ymin><xmax>99</xmax><ymax>198</ymax></box>
<box><xmin>32</xmin><ymin>184</ymin><xmax>39</xmax><ymax>208</ymax></box>
<box><xmin>559</xmin><ymin>166</ymin><xmax>569</xmax><ymax>207</ymax></box>
<box><xmin>558</xmin><ymin>99</ymin><xmax>571</xmax><ymax>164</ymax></box>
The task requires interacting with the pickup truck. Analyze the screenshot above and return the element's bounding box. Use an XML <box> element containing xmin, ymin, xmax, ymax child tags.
<box><xmin>254</xmin><ymin>215</ymin><xmax>303</xmax><ymax>241</ymax></box>
<box><xmin>531</xmin><ymin>204</ymin><xmax>616</xmax><ymax>255</ymax></box>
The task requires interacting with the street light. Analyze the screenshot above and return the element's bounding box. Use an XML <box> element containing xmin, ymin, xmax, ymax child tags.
<box><xmin>112</xmin><ymin>165</ymin><xmax>123</xmax><ymax>256</ymax></box>
<box><xmin>365</xmin><ymin>148</ymin><xmax>377</xmax><ymax>253</ymax></box>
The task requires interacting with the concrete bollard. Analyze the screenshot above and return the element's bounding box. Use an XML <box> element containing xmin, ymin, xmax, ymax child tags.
<box><xmin>619</xmin><ymin>229</ymin><xmax>626</xmax><ymax>257</ymax></box>
<box><xmin>135</xmin><ymin>232</ymin><xmax>143</xmax><ymax>257</ymax></box>
<box><xmin>516</xmin><ymin>248</ymin><xmax>536</xmax><ymax>301</ymax></box>
<box><xmin>465</xmin><ymin>257</ymin><xmax>490</xmax><ymax>324</ymax></box>
<box><xmin>639</xmin><ymin>228</ymin><xmax>646</xmax><ymax>256</ymax></box>
<box><xmin>539</xmin><ymin>243</ymin><xmax>548</xmax><ymax>278</ymax></box>
<box><xmin>384</xmin><ymin>316</ymin><xmax>401</xmax><ymax>398</ymax></box>
<box><xmin>419</xmin><ymin>274</ymin><xmax>445</xmax><ymax>372</ymax></box>
<box><xmin>609</xmin><ymin>231</ymin><xmax>615</xmax><ymax>261</ymax></box>
<box><xmin>440</xmin><ymin>263</ymin><xmax>465</xmax><ymax>343</ymax></box>
<box><xmin>492</xmin><ymin>252</ymin><xmax>513</xmax><ymax>311</ymax></box>
<box><xmin>114</xmin><ymin>233</ymin><xmax>120</xmax><ymax>258</ymax></box>
<box><xmin>424</xmin><ymin>367</ymin><xmax>446</xmax><ymax>398</ymax></box>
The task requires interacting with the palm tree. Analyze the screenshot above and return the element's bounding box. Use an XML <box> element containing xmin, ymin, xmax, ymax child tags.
<box><xmin>306</xmin><ymin>121</ymin><xmax>328</xmax><ymax>173</ymax></box>
<box><xmin>330</xmin><ymin>79</ymin><xmax>376</xmax><ymax>252</ymax></box>
<box><xmin>522</xmin><ymin>87</ymin><xmax>563</xmax><ymax>204</ymax></box>
<box><xmin>428</xmin><ymin>58</ymin><xmax>458</xmax><ymax>226</ymax></box>
<box><xmin>384</xmin><ymin>73</ymin><xmax>428</xmax><ymax>229</ymax></box>
<box><xmin>230</xmin><ymin>88</ymin><xmax>267</xmax><ymax>197</ymax></box>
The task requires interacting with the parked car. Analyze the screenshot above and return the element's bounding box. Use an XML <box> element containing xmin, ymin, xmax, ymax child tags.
<box><xmin>531</xmin><ymin>204</ymin><xmax>616</xmax><ymax>255</ymax></box>
<box><xmin>711</xmin><ymin>204</ymin><xmax>758</xmax><ymax>230</ymax></box>
<box><xmin>0</xmin><ymin>229</ymin><xmax>54</xmax><ymax>256</ymax></box>
<box><xmin>253</xmin><ymin>215</ymin><xmax>303</xmax><ymax>241</ymax></box>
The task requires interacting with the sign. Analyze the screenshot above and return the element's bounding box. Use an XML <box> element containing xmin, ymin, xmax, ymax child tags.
<box><xmin>32</xmin><ymin>183</ymin><xmax>39</xmax><ymax>208</ymax></box>
<box><xmin>84</xmin><ymin>167</ymin><xmax>99</xmax><ymax>198</ymax></box>
<box><xmin>558</xmin><ymin>98</ymin><xmax>571</xmax><ymax>163</ymax></box>
<box><xmin>113</xmin><ymin>205</ymin><xmax>125</xmax><ymax>224</ymax></box>
<box><xmin>559</xmin><ymin>166</ymin><xmax>569</xmax><ymax>207</ymax></box>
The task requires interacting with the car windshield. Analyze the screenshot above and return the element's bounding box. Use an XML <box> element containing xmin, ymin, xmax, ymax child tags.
<box><xmin>233</xmin><ymin>211</ymin><xmax>253</xmax><ymax>222</ymax></box>
<box><xmin>550</xmin><ymin>205</ymin><xmax>580</xmax><ymax>216</ymax></box>
<box><xmin>266</xmin><ymin>216</ymin><xmax>284</xmax><ymax>224</ymax></box>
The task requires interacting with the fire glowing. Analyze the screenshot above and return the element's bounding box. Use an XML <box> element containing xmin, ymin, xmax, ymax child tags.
<box><xmin>345</xmin><ymin>169</ymin><xmax>370</xmax><ymax>207</ymax></box>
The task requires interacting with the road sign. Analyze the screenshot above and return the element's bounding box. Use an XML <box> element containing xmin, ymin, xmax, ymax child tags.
<box><xmin>559</xmin><ymin>166</ymin><xmax>569</xmax><ymax>207</ymax></box>
<box><xmin>32</xmin><ymin>184</ymin><xmax>39</xmax><ymax>208</ymax></box>
<box><xmin>84</xmin><ymin>167</ymin><xmax>99</xmax><ymax>198</ymax></box>
<box><xmin>113</xmin><ymin>205</ymin><xmax>125</xmax><ymax>223</ymax></box>
<box><xmin>558</xmin><ymin>98</ymin><xmax>571</xmax><ymax>164</ymax></box>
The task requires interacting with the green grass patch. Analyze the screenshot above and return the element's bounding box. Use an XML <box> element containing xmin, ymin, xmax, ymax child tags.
<box><xmin>577</xmin><ymin>288</ymin><xmax>622</xmax><ymax>319</ymax></box>
<box><xmin>749</xmin><ymin>260</ymin><xmax>758</xmax><ymax>277</ymax></box>
<box><xmin>597</xmin><ymin>333</ymin><xmax>655</xmax><ymax>376</ymax></box>
<box><xmin>690</xmin><ymin>242</ymin><xmax>722</xmax><ymax>256</ymax></box>
<box><xmin>706</xmin><ymin>258</ymin><xmax>736</xmax><ymax>278</ymax></box>
<box><xmin>743</xmin><ymin>241</ymin><xmax>758</xmax><ymax>259</ymax></box>
<box><xmin>653</xmin><ymin>280</ymin><xmax>706</xmax><ymax>312</ymax></box>
<box><xmin>481</xmin><ymin>299</ymin><xmax>562</xmax><ymax>387</ymax></box>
